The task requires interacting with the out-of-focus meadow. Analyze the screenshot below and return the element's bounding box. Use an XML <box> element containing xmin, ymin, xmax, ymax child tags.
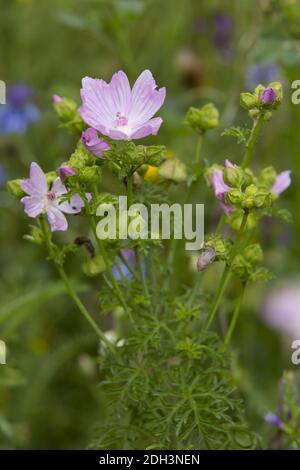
<box><xmin>1</xmin><ymin>0</ymin><xmax>300</xmax><ymax>449</ymax></box>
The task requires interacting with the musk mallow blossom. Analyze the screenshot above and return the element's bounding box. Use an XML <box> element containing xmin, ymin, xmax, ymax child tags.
<box><xmin>210</xmin><ymin>161</ymin><xmax>235</xmax><ymax>216</ymax></box>
<box><xmin>80</xmin><ymin>70</ymin><xmax>166</xmax><ymax>140</ymax></box>
<box><xmin>20</xmin><ymin>162</ymin><xmax>85</xmax><ymax>232</ymax></box>
<box><xmin>271</xmin><ymin>170</ymin><xmax>291</xmax><ymax>197</ymax></box>
<box><xmin>82</xmin><ymin>128</ymin><xmax>111</xmax><ymax>158</ymax></box>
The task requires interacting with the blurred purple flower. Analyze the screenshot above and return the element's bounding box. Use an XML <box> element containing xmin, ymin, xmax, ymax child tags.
<box><xmin>265</xmin><ymin>412</ymin><xmax>282</xmax><ymax>428</ymax></box>
<box><xmin>58</xmin><ymin>165</ymin><xmax>76</xmax><ymax>179</ymax></box>
<box><xmin>271</xmin><ymin>171</ymin><xmax>291</xmax><ymax>197</ymax></box>
<box><xmin>246</xmin><ymin>64</ymin><xmax>279</xmax><ymax>89</ymax></box>
<box><xmin>80</xmin><ymin>70</ymin><xmax>166</xmax><ymax>140</ymax></box>
<box><xmin>214</xmin><ymin>12</ymin><xmax>234</xmax><ymax>59</ymax></box>
<box><xmin>211</xmin><ymin>163</ymin><xmax>234</xmax><ymax>216</ymax></box>
<box><xmin>82</xmin><ymin>128</ymin><xmax>111</xmax><ymax>158</ymax></box>
<box><xmin>112</xmin><ymin>249</ymin><xmax>136</xmax><ymax>281</ymax></box>
<box><xmin>20</xmin><ymin>162</ymin><xmax>85</xmax><ymax>232</ymax></box>
<box><xmin>52</xmin><ymin>94</ymin><xmax>63</xmax><ymax>104</ymax></box>
<box><xmin>0</xmin><ymin>83</ymin><xmax>39</xmax><ymax>134</ymax></box>
<box><xmin>263</xmin><ymin>282</ymin><xmax>300</xmax><ymax>338</ymax></box>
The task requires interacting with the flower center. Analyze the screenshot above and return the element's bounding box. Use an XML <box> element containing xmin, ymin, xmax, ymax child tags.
<box><xmin>114</xmin><ymin>112</ymin><xmax>128</xmax><ymax>127</ymax></box>
<box><xmin>47</xmin><ymin>191</ymin><xmax>56</xmax><ymax>202</ymax></box>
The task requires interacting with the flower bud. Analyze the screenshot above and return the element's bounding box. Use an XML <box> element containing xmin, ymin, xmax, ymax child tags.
<box><xmin>260</xmin><ymin>87</ymin><xmax>277</xmax><ymax>105</ymax></box>
<box><xmin>259</xmin><ymin>166</ymin><xmax>276</xmax><ymax>187</ymax></box>
<box><xmin>226</xmin><ymin>188</ymin><xmax>243</xmax><ymax>205</ymax></box>
<box><xmin>158</xmin><ymin>157</ymin><xmax>187</xmax><ymax>183</ymax></box>
<box><xmin>197</xmin><ymin>246</ymin><xmax>216</xmax><ymax>272</ymax></box>
<box><xmin>244</xmin><ymin>243</ymin><xmax>263</xmax><ymax>264</ymax></box>
<box><xmin>254</xmin><ymin>190</ymin><xmax>269</xmax><ymax>208</ymax></box>
<box><xmin>53</xmin><ymin>96</ymin><xmax>85</xmax><ymax>133</ymax></box>
<box><xmin>52</xmin><ymin>94</ymin><xmax>62</xmax><ymax>104</ymax></box>
<box><xmin>245</xmin><ymin>184</ymin><xmax>258</xmax><ymax>197</ymax></box>
<box><xmin>78</xmin><ymin>165</ymin><xmax>101</xmax><ymax>185</ymax></box>
<box><xmin>6</xmin><ymin>179</ymin><xmax>24</xmax><ymax>199</ymax></box>
<box><xmin>58</xmin><ymin>165</ymin><xmax>76</xmax><ymax>179</ymax></box>
<box><xmin>223</xmin><ymin>166</ymin><xmax>243</xmax><ymax>187</ymax></box>
<box><xmin>232</xmin><ymin>255</ymin><xmax>251</xmax><ymax>279</ymax></box>
<box><xmin>82</xmin><ymin>128</ymin><xmax>111</xmax><ymax>158</ymax></box>
<box><xmin>185</xmin><ymin>103</ymin><xmax>219</xmax><ymax>133</ymax></box>
<box><xmin>240</xmin><ymin>92</ymin><xmax>258</xmax><ymax>110</ymax></box>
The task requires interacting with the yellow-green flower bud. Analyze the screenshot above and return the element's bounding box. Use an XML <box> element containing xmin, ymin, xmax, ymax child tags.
<box><xmin>223</xmin><ymin>167</ymin><xmax>244</xmax><ymax>188</ymax></box>
<box><xmin>240</xmin><ymin>92</ymin><xmax>259</xmax><ymax>110</ymax></box>
<box><xmin>78</xmin><ymin>166</ymin><xmax>101</xmax><ymax>185</ymax></box>
<box><xmin>226</xmin><ymin>188</ymin><xmax>243</xmax><ymax>205</ymax></box>
<box><xmin>185</xmin><ymin>103</ymin><xmax>219</xmax><ymax>133</ymax></box>
<box><xmin>6</xmin><ymin>179</ymin><xmax>25</xmax><ymax>199</ymax></box>
<box><xmin>259</xmin><ymin>166</ymin><xmax>276</xmax><ymax>187</ymax></box>
<box><xmin>244</xmin><ymin>243</ymin><xmax>263</xmax><ymax>264</ymax></box>
<box><xmin>245</xmin><ymin>184</ymin><xmax>258</xmax><ymax>197</ymax></box>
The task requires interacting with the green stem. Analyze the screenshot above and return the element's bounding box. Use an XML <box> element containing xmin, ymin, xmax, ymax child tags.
<box><xmin>216</xmin><ymin>213</ymin><xmax>226</xmax><ymax>236</ymax></box>
<box><xmin>127</xmin><ymin>174</ymin><xmax>133</xmax><ymax>207</ymax></box>
<box><xmin>82</xmin><ymin>196</ymin><xmax>133</xmax><ymax>323</ymax></box>
<box><xmin>223</xmin><ymin>283</ymin><xmax>246</xmax><ymax>349</ymax></box>
<box><xmin>205</xmin><ymin>211</ymin><xmax>248</xmax><ymax>329</ymax></box>
<box><xmin>166</xmin><ymin>135</ymin><xmax>203</xmax><ymax>275</ymax></box>
<box><xmin>242</xmin><ymin>114</ymin><xmax>264</xmax><ymax>169</ymax></box>
<box><xmin>39</xmin><ymin>218</ymin><xmax>113</xmax><ymax>350</ymax></box>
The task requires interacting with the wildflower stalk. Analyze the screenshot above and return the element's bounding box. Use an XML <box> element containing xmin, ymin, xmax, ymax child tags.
<box><xmin>205</xmin><ymin>211</ymin><xmax>248</xmax><ymax>329</ymax></box>
<box><xmin>223</xmin><ymin>282</ymin><xmax>246</xmax><ymax>349</ymax></box>
<box><xmin>166</xmin><ymin>134</ymin><xmax>203</xmax><ymax>279</ymax></box>
<box><xmin>86</xmin><ymin>209</ymin><xmax>134</xmax><ymax>323</ymax></box>
<box><xmin>39</xmin><ymin>216</ymin><xmax>113</xmax><ymax>350</ymax></box>
<box><xmin>242</xmin><ymin>114</ymin><xmax>264</xmax><ymax>168</ymax></box>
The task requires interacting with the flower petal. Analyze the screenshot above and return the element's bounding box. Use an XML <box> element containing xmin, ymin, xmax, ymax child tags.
<box><xmin>129</xmin><ymin>117</ymin><xmax>163</xmax><ymax>139</ymax></box>
<box><xmin>80</xmin><ymin>77</ymin><xmax>114</xmax><ymax>130</ymax></box>
<box><xmin>271</xmin><ymin>170</ymin><xmax>291</xmax><ymax>197</ymax></box>
<box><xmin>20</xmin><ymin>162</ymin><xmax>47</xmax><ymax>196</ymax></box>
<box><xmin>129</xmin><ymin>70</ymin><xmax>166</xmax><ymax>126</ymax></box>
<box><xmin>46</xmin><ymin>206</ymin><xmax>68</xmax><ymax>232</ymax></box>
<box><xmin>58</xmin><ymin>193</ymin><xmax>85</xmax><ymax>214</ymax></box>
<box><xmin>21</xmin><ymin>195</ymin><xmax>44</xmax><ymax>217</ymax></box>
<box><xmin>52</xmin><ymin>177</ymin><xmax>68</xmax><ymax>197</ymax></box>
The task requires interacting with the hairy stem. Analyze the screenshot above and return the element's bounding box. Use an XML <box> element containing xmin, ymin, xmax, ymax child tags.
<box><xmin>223</xmin><ymin>283</ymin><xmax>246</xmax><ymax>349</ymax></box>
<box><xmin>39</xmin><ymin>217</ymin><xmax>113</xmax><ymax>350</ymax></box>
<box><xmin>242</xmin><ymin>114</ymin><xmax>264</xmax><ymax>169</ymax></box>
<box><xmin>205</xmin><ymin>211</ymin><xmax>248</xmax><ymax>329</ymax></box>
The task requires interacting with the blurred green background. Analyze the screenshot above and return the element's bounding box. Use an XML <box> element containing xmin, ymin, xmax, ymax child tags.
<box><xmin>1</xmin><ymin>0</ymin><xmax>300</xmax><ymax>449</ymax></box>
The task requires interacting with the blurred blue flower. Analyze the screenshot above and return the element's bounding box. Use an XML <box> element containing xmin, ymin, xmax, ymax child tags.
<box><xmin>0</xmin><ymin>83</ymin><xmax>39</xmax><ymax>134</ymax></box>
<box><xmin>112</xmin><ymin>249</ymin><xmax>136</xmax><ymax>281</ymax></box>
<box><xmin>0</xmin><ymin>166</ymin><xmax>7</xmax><ymax>188</ymax></box>
<box><xmin>246</xmin><ymin>64</ymin><xmax>280</xmax><ymax>89</ymax></box>
<box><xmin>214</xmin><ymin>12</ymin><xmax>234</xmax><ymax>59</ymax></box>
<box><xmin>265</xmin><ymin>412</ymin><xmax>282</xmax><ymax>428</ymax></box>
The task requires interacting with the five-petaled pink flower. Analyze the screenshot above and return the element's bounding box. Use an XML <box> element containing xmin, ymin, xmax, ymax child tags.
<box><xmin>80</xmin><ymin>70</ymin><xmax>166</xmax><ymax>140</ymax></box>
<box><xmin>20</xmin><ymin>162</ymin><xmax>86</xmax><ymax>232</ymax></box>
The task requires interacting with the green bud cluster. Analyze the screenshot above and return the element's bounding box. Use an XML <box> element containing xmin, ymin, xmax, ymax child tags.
<box><xmin>240</xmin><ymin>82</ymin><xmax>283</xmax><ymax>120</ymax></box>
<box><xmin>185</xmin><ymin>103</ymin><xmax>219</xmax><ymax>134</ymax></box>
<box><xmin>224</xmin><ymin>165</ymin><xmax>273</xmax><ymax>212</ymax></box>
<box><xmin>53</xmin><ymin>97</ymin><xmax>86</xmax><ymax>134</ymax></box>
<box><xmin>64</xmin><ymin>140</ymin><xmax>102</xmax><ymax>190</ymax></box>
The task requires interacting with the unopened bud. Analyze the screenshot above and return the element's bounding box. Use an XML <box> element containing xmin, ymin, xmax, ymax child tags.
<box><xmin>197</xmin><ymin>246</ymin><xmax>216</xmax><ymax>272</ymax></box>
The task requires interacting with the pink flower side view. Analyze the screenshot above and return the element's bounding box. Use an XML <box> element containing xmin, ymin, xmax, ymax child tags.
<box><xmin>20</xmin><ymin>162</ymin><xmax>86</xmax><ymax>232</ymax></box>
<box><xmin>82</xmin><ymin>128</ymin><xmax>111</xmax><ymax>158</ymax></box>
<box><xmin>271</xmin><ymin>170</ymin><xmax>291</xmax><ymax>197</ymax></box>
<box><xmin>210</xmin><ymin>168</ymin><xmax>233</xmax><ymax>217</ymax></box>
<box><xmin>80</xmin><ymin>70</ymin><xmax>166</xmax><ymax>140</ymax></box>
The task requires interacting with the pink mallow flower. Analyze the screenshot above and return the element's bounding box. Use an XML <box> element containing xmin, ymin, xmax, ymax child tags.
<box><xmin>210</xmin><ymin>163</ymin><xmax>234</xmax><ymax>216</ymax></box>
<box><xmin>82</xmin><ymin>128</ymin><xmax>111</xmax><ymax>158</ymax></box>
<box><xmin>20</xmin><ymin>162</ymin><xmax>85</xmax><ymax>232</ymax></box>
<box><xmin>271</xmin><ymin>170</ymin><xmax>291</xmax><ymax>197</ymax></box>
<box><xmin>80</xmin><ymin>70</ymin><xmax>166</xmax><ymax>140</ymax></box>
